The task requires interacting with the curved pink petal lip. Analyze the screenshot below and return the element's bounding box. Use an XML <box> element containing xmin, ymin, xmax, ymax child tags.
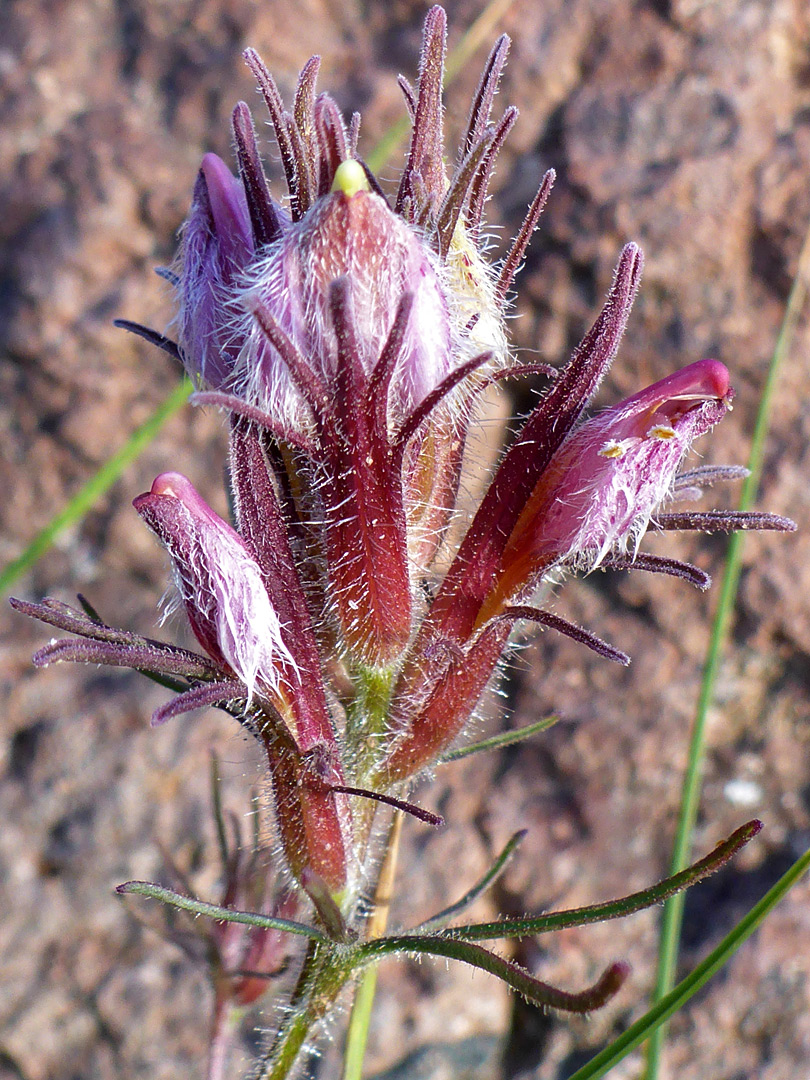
<box><xmin>622</xmin><ymin>359</ymin><xmax>731</xmax><ymax>413</ymax></box>
<box><xmin>134</xmin><ymin>472</ymin><xmax>227</xmax><ymax>532</ymax></box>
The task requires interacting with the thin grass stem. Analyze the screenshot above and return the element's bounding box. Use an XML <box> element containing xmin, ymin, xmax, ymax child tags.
<box><xmin>0</xmin><ymin>378</ymin><xmax>192</xmax><ymax>594</ymax></box>
<box><xmin>643</xmin><ymin>217</ymin><xmax>810</xmax><ymax>1077</ymax></box>
<box><xmin>570</xmin><ymin>840</ymin><xmax>810</xmax><ymax>1080</ymax></box>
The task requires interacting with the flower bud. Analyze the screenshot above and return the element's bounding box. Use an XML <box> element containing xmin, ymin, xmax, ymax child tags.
<box><xmin>179</xmin><ymin>154</ymin><xmax>254</xmax><ymax>388</ymax></box>
<box><xmin>234</xmin><ymin>160</ymin><xmax>453</xmax><ymax>434</ymax></box>
<box><xmin>134</xmin><ymin>472</ymin><xmax>295</xmax><ymax>700</ymax></box>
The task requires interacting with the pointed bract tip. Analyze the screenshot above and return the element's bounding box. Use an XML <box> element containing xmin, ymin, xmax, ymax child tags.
<box><xmin>620</xmin><ymin>241</ymin><xmax>644</xmax><ymax>283</ymax></box>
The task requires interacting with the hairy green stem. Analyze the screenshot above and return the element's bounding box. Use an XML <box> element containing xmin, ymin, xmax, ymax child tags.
<box><xmin>255</xmin><ymin>941</ymin><xmax>353</xmax><ymax>1080</ymax></box>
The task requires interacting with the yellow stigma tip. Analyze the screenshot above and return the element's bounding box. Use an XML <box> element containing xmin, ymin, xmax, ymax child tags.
<box><xmin>331</xmin><ymin>159</ymin><xmax>370</xmax><ymax>197</ymax></box>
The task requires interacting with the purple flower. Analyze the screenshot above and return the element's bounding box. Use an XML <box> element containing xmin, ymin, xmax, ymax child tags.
<box><xmin>134</xmin><ymin>472</ymin><xmax>295</xmax><ymax>702</ymax></box>
<box><xmin>12</xmin><ymin>11</ymin><xmax>799</xmax><ymax>1059</ymax></box>
<box><xmin>487</xmin><ymin>358</ymin><xmax>733</xmax><ymax>616</ymax></box>
<box><xmin>178</xmin><ymin>154</ymin><xmax>256</xmax><ymax>388</ymax></box>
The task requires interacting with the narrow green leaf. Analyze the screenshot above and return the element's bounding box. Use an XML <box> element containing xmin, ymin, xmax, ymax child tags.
<box><xmin>355</xmin><ymin>934</ymin><xmax>628</xmax><ymax>1014</ymax></box>
<box><xmin>440</xmin><ymin>715</ymin><xmax>558</xmax><ymax>763</ymax></box>
<box><xmin>209</xmin><ymin>751</ymin><xmax>230</xmax><ymax>873</ymax></box>
<box><xmin>569</xmin><ymin>840</ymin><xmax>810</xmax><ymax>1080</ymax></box>
<box><xmin>433</xmin><ymin>820</ymin><xmax>760</xmax><ymax>941</ymax></box>
<box><xmin>0</xmin><ymin>378</ymin><xmax>192</xmax><ymax>594</ymax></box>
<box><xmin>644</xmin><ymin>217</ymin><xmax>810</xmax><ymax>1077</ymax></box>
<box><xmin>116</xmin><ymin>880</ymin><xmax>328</xmax><ymax>942</ymax></box>
<box><xmin>412</xmin><ymin>830</ymin><xmax>527</xmax><ymax>933</ymax></box>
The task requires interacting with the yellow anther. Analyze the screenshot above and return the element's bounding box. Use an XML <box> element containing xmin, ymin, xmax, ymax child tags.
<box><xmin>647</xmin><ymin>424</ymin><xmax>676</xmax><ymax>441</ymax></box>
<box><xmin>599</xmin><ymin>441</ymin><xmax>627</xmax><ymax>459</ymax></box>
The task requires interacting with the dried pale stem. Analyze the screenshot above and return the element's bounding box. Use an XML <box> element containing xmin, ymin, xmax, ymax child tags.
<box><xmin>342</xmin><ymin>812</ymin><xmax>404</xmax><ymax>1080</ymax></box>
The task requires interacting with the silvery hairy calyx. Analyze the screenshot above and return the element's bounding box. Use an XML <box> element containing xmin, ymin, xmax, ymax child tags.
<box><xmin>12</xmin><ymin>7</ymin><xmax>795</xmax><ymax>1078</ymax></box>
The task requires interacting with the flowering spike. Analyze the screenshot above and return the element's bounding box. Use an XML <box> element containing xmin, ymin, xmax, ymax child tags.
<box><xmin>14</xmin><ymin>13</ymin><xmax>797</xmax><ymax>1069</ymax></box>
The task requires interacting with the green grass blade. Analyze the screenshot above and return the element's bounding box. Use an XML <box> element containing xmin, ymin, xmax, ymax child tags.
<box><xmin>1</xmin><ymin>378</ymin><xmax>192</xmax><ymax>594</ymax></box>
<box><xmin>568</xmin><ymin>840</ymin><xmax>810</xmax><ymax>1080</ymax></box>
<box><xmin>643</xmin><ymin>219</ymin><xmax>810</xmax><ymax>1078</ymax></box>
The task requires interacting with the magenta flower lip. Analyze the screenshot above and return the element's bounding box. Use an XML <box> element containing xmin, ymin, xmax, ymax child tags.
<box><xmin>620</xmin><ymin>358</ymin><xmax>730</xmax><ymax>410</ymax></box>
<box><xmin>134</xmin><ymin>470</ymin><xmax>223</xmax><ymax>524</ymax></box>
<box><xmin>610</xmin><ymin>358</ymin><xmax>732</xmax><ymax>437</ymax></box>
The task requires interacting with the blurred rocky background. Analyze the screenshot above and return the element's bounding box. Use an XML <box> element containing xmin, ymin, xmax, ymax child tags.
<box><xmin>2</xmin><ymin>0</ymin><xmax>809</xmax><ymax>1077</ymax></box>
